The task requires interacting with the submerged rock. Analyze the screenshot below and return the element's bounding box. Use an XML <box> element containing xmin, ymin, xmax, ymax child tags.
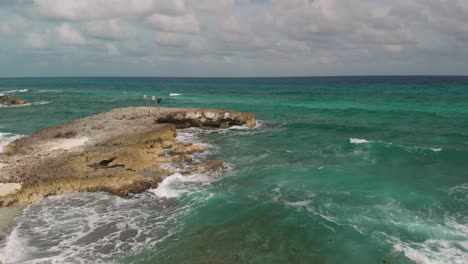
<box><xmin>0</xmin><ymin>106</ymin><xmax>255</xmax><ymax>207</ymax></box>
<box><xmin>0</xmin><ymin>96</ymin><xmax>26</xmax><ymax>106</ymax></box>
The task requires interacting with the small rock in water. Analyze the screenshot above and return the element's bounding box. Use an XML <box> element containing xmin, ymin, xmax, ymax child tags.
<box><xmin>0</xmin><ymin>95</ymin><xmax>26</xmax><ymax>106</ymax></box>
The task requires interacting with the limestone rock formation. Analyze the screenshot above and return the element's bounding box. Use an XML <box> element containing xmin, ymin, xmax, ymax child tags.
<box><xmin>0</xmin><ymin>107</ymin><xmax>255</xmax><ymax>207</ymax></box>
<box><xmin>0</xmin><ymin>96</ymin><xmax>26</xmax><ymax>106</ymax></box>
<box><xmin>154</xmin><ymin>108</ymin><xmax>256</xmax><ymax>128</ymax></box>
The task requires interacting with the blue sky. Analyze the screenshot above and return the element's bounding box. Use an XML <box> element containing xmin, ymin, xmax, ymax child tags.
<box><xmin>0</xmin><ymin>0</ymin><xmax>467</xmax><ymax>77</ymax></box>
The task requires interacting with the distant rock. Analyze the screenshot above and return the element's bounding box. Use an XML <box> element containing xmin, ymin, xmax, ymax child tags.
<box><xmin>0</xmin><ymin>95</ymin><xmax>26</xmax><ymax>106</ymax></box>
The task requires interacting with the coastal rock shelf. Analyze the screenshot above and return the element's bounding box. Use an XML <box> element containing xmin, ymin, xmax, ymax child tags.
<box><xmin>0</xmin><ymin>107</ymin><xmax>255</xmax><ymax>207</ymax></box>
<box><xmin>154</xmin><ymin>108</ymin><xmax>256</xmax><ymax>128</ymax></box>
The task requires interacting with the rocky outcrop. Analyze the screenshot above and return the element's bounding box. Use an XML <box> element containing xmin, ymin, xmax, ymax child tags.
<box><xmin>0</xmin><ymin>107</ymin><xmax>255</xmax><ymax>207</ymax></box>
<box><xmin>0</xmin><ymin>96</ymin><xmax>26</xmax><ymax>106</ymax></box>
<box><xmin>154</xmin><ymin>108</ymin><xmax>256</xmax><ymax>128</ymax></box>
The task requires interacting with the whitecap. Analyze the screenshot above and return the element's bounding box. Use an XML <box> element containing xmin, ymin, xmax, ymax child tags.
<box><xmin>3</xmin><ymin>101</ymin><xmax>51</xmax><ymax>108</ymax></box>
<box><xmin>35</xmin><ymin>89</ymin><xmax>61</xmax><ymax>93</ymax></box>
<box><xmin>149</xmin><ymin>173</ymin><xmax>187</xmax><ymax>198</ymax></box>
<box><xmin>449</xmin><ymin>183</ymin><xmax>468</xmax><ymax>196</ymax></box>
<box><xmin>149</xmin><ymin>172</ymin><xmax>215</xmax><ymax>199</ymax></box>
<box><xmin>285</xmin><ymin>200</ymin><xmax>311</xmax><ymax>208</ymax></box>
<box><xmin>350</xmin><ymin>138</ymin><xmax>370</xmax><ymax>144</ymax></box>
<box><xmin>170</xmin><ymin>93</ymin><xmax>182</xmax><ymax>96</ymax></box>
<box><xmin>392</xmin><ymin>237</ymin><xmax>468</xmax><ymax>264</ymax></box>
<box><xmin>431</xmin><ymin>148</ymin><xmax>442</xmax><ymax>152</ymax></box>
<box><xmin>449</xmin><ymin>182</ymin><xmax>468</xmax><ymax>204</ymax></box>
<box><xmin>0</xmin><ymin>89</ymin><xmax>28</xmax><ymax>94</ymax></box>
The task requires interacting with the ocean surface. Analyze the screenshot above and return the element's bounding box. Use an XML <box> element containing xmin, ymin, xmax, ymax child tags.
<box><xmin>0</xmin><ymin>76</ymin><xmax>467</xmax><ymax>264</ymax></box>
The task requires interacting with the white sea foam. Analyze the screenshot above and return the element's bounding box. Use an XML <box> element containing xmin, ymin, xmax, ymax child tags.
<box><xmin>392</xmin><ymin>237</ymin><xmax>468</xmax><ymax>264</ymax></box>
<box><xmin>170</xmin><ymin>93</ymin><xmax>182</xmax><ymax>96</ymax></box>
<box><xmin>449</xmin><ymin>182</ymin><xmax>468</xmax><ymax>196</ymax></box>
<box><xmin>349</xmin><ymin>138</ymin><xmax>370</xmax><ymax>144</ymax></box>
<box><xmin>35</xmin><ymin>89</ymin><xmax>61</xmax><ymax>93</ymax></box>
<box><xmin>176</xmin><ymin>131</ymin><xmax>212</xmax><ymax>149</ymax></box>
<box><xmin>449</xmin><ymin>182</ymin><xmax>468</xmax><ymax>204</ymax></box>
<box><xmin>0</xmin><ymin>132</ymin><xmax>22</xmax><ymax>153</ymax></box>
<box><xmin>0</xmin><ymin>189</ymin><xmax>215</xmax><ymax>263</ymax></box>
<box><xmin>285</xmin><ymin>200</ymin><xmax>311</xmax><ymax>208</ymax></box>
<box><xmin>0</xmin><ymin>89</ymin><xmax>28</xmax><ymax>94</ymax></box>
<box><xmin>370</xmin><ymin>198</ymin><xmax>468</xmax><ymax>264</ymax></box>
<box><xmin>0</xmin><ymin>227</ymin><xmax>35</xmax><ymax>263</ymax></box>
<box><xmin>150</xmin><ymin>173</ymin><xmax>187</xmax><ymax>198</ymax></box>
<box><xmin>2</xmin><ymin>101</ymin><xmax>51</xmax><ymax>108</ymax></box>
<box><xmin>349</xmin><ymin>137</ymin><xmax>445</xmax><ymax>154</ymax></box>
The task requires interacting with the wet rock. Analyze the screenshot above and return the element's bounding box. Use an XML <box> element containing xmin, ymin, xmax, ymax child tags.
<box><xmin>0</xmin><ymin>96</ymin><xmax>26</xmax><ymax>106</ymax></box>
<box><xmin>0</xmin><ymin>107</ymin><xmax>255</xmax><ymax>207</ymax></box>
<box><xmin>154</xmin><ymin>108</ymin><xmax>256</xmax><ymax>128</ymax></box>
<box><xmin>183</xmin><ymin>160</ymin><xmax>225</xmax><ymax>175</ymax></box>
<box><xmin>168</xmin><ymin>143</ymin><xmax>206</xmax><ymax>155</ymax></box>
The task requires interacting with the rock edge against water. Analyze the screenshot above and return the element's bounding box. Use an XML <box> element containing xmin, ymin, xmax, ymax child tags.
<box><xmin>0</xmin><ymin>107</ymin><xmax>255</xmax><ymax>207</ymax></box>
<box><xmin>0</xmin><ymin>96</ymin><xmax>26</xmax><ymax>106</ymax></box>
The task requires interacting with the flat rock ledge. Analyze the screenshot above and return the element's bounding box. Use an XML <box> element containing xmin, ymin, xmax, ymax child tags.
<box><xmin>0</xmin><ymin>107</ymin><xmax>255</xmax><ymax>207</ymax></box>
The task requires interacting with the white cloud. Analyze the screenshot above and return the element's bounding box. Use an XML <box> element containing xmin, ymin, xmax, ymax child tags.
<box><xmin>24</xmin><ymin>32</ymin><xmax>50</xmax><ymax>49</ymax></box>
<box><xmin>222</xmin><ymin>56</ymin><xmax>232</xmax><ymax>63</ymax></box>
<box><xmin>0</xmin><ymin>16</ymin><xmax>30</xmax><ymax>35</ymax></box>
<box><xmin>85</xmin><ymin>19</ymin><xmax>136</xmax><ymax>40</ymax></box>
<box><xmin>105</xmin><ymin>43</ymin><xmax>119</xmax><ymax>56</ymax></box>
<box><xmin>384</xmin><ymin>44</ymin><xmax>403</xmax><ymax>53</ymax></box>
<box><xmin>56</xmin><ymin>23</ymin><xmax>87</xmax><ymax>45</ymax></box>
<box><xmin>147</xmin><ymin>14</ymin><xmax>200</xmax><ymax>34</ymax></box>
<box><xmin>154</xmin><ymin>32</ymin><xmax>188</xmax><ymax>47</ymax></box>
<box><xmin>192</xmin><ymin>0</ymin><xmax>233</xmax><ymax>11</ymax></box>
<box><xmin>159</xmin><ymin>56</ymin><xmax>177</xmax><ymax>62</ymax></box>
<box><xmin>33</xmin><ymin>0</ymin><xmax>186</xmax><ymax>20</ymax></box>
<box><xmin>1</xmin><ymin>0</ymin><xmax>468</xmax><ymax>76</ymax></box>
<box><xmin>0</xmin><ymin>25</ymin><xmax>11</xmax><ymax>34</ymax></box>
<box><xmin>221</xmin><ymin>16</ymin><xmax>243</xmax><ymax>34</ymax></box>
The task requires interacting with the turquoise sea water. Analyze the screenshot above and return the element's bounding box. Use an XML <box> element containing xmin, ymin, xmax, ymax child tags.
<box><xmin>0</xmin><ymin>77</ymin><xmax>467</xmax><ymax>263</ymax></box>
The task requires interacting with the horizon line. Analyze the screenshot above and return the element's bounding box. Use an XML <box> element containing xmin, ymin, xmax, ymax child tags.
<box><xmin>1</xmin><ymin>74</ymin><xmax>468</xmax><ymax>79</ymax></box>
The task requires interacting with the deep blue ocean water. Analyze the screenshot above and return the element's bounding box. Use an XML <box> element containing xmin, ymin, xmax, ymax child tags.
<box><xmin>0</xmin><ymin>76</ymin><xmax>467</xmax><ymax>263</ymax></box>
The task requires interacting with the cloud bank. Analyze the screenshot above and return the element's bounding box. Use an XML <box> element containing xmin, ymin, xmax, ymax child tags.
<box><xmin>0</xmin><ymin>0</ymin><xmax>467</xmax><ymax>77</ymax></box>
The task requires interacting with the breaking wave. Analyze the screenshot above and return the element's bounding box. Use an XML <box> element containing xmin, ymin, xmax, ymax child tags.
<box><xmin>0</xmin><ymin>128</ymin><xmax>226</xmax><ymax>263</ymax></box>
<box><xmin>349</xmin><ymin>138</ymin><xmax>370</xmax><ymax>144</ymax></box>
<box><xmin>0</xmin><ymin>89</ymin><xmax>28</xmax><ymax>94</ymax></box>
<box><xmin>1</xmin><ymin>101</ymin><xmax>51</xmax><ymax>108</ymax></box>
<box><xmin>0</xmin><ymin>132</ymin><xmax>22</xmax><ymax>153</ymax></box>
<box><xmin>349</xmin><ymin>137</ymin><xmax>443</xmax><ymax>152</ymax></box>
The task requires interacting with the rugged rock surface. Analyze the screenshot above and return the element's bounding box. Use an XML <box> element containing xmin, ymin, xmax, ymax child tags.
<box><xmin>154</xmin><ymin>108</ymin><xmax>256</xmax><ymax>128</ymax></box>
<box><xmin>0</xmin><ymin>107</ymin><xmax>255</xmax><ymax>207</ymax></box>
<box><xmin>0</xmin><ymin>96</ymin><xmax>26</xmax><ymax>106</ymax></box>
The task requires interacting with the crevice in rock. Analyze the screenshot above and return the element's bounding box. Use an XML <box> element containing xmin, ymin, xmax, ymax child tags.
<box><xmin>88</xmin><ymin>157</ymin><xmax>125</xmax><ymax>170</ymax></box>
<box><xmin>98</xmin><ymin>157</ymin><xmax>115</xmax><ymax>167</ymax></box>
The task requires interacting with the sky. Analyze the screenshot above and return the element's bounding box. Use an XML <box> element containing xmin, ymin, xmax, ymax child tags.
<box><xmin>0</xmin><ymin>0</ymin><xmax>467</xmax><ymax>77</ymax></box>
